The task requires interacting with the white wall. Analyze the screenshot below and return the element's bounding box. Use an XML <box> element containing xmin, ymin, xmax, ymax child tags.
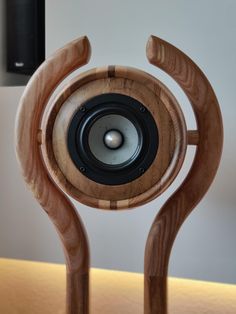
<box><xmin>0</xmin><ymin>0</ymin><xmax>236</xmax><ymax>284</ymax></box>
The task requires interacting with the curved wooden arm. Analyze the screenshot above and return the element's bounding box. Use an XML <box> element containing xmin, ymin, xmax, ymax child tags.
<box><xmin>144</xmin><ymin>36</ymin><xmax>223</xmax><ymax>313</ymax></box>
<box><xmin>15</xmin><ymin>36</ymin><xmax>91</xmax><ymax>314</ymax></box>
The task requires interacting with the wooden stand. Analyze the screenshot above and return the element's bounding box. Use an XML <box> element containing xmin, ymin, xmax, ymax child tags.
<box><xmin>144</xmin><ymin>36</ymin><xmax>223</xmax><ymax>313</ymax></box>
<box><xmin>15</xmin><ymin>36</ymin><xmax>223</xmax><ymax>313</ymax></box>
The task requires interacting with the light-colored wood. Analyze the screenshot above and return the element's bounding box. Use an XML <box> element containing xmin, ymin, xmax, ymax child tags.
<box><xmin>41</xmin><ymin>66</ymin><xmax>187</xmax><ymax>210</ymax></box>
<box><xmin>15</xmin><ymin>34</ymin><xmax>223</xmax><ymax>314</ymax></box>
<box><xmin>144</xmin><ymin>35</ymin><xmax>223</xmax><ymax>314</ymax></box>
<box><xmin>15</xmin><ymin>36</ymin><xmax>91</xmax><ymax>314</ymax></box>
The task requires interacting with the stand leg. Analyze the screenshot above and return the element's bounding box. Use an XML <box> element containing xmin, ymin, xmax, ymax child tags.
<box><xmin>144</xmin><ymin>275</ymin><xmax>167</xmax><ymax>314</ymax></box>
<box><xmin>67</xmin><ymin>271</ymin><xmax>89</xmax><ymax>314</ymax></box>
<box><xmin>144</xmin><ymin>35</ymin><xmax>223</xmax><ymax>314</ymax></box>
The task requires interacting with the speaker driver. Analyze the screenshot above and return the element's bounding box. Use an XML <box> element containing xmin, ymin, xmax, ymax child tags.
<box><xmin>67</xmin><ymin>93</ymin><xmax>159</xmax><ymax>185</ymax></box>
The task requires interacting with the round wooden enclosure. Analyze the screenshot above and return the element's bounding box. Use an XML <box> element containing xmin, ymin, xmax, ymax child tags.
<box><xmin>41</xmin><ymin>66</ymin><xmax>187</xmax><ymax>210</ymax></box>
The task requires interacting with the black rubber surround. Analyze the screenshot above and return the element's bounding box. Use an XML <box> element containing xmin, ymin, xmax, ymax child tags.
<box><xmin>67</xmin><ymin>93</ymin><xmax>159</xmax><ymax>185</ymax></box>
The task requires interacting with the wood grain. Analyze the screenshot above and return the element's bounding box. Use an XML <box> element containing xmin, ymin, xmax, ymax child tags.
<box><xmin>144</xmin><ymin>35</ymin><xmax>223</xmax><ymax>314</ymax></box>
<box><xmin>41</xmin><ymin>66</ymin><xmax>187</xmax><ymax>210</ymax></box>
<box><xmin>15</xmin><ymin>34</ymin><xmax>223</xmax><ymax>314</ymax></box>
<box><xmin>15</xmin><ymin>36</ymin><xmax>91</xmax><ymax>314</ymax></box>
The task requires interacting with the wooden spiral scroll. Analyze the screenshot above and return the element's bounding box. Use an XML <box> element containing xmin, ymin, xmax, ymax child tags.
<box><xmin>15</xmin><ymin>35</ymin><xmax>223</xmax><ymax>314</ymax></box>
<box><xmin>15</xmin><ymin>36</ymin><xmax>91</xmax><ymax>314</ymax></box>
<box><xmin>144</xmin><ymin>36</ymin><xmax>223</xmax><ymax>313</ymax></box>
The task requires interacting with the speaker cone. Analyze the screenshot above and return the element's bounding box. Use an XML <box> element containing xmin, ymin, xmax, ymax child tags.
<box><xmin>67</xmin><ymin>93</ymin><xmax>159</xmax><ymax>185</ymax></box>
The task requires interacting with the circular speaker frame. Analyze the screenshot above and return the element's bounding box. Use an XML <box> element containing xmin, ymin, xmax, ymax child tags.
<box><xmin>41</xmin><ymin>66</ymin><xmax>187</xmax><ymax>209</ymax></box>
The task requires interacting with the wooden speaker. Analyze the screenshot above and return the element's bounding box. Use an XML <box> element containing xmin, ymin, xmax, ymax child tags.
<box><xmin>41</xmin><ymin>65</ymin><xmax>187</xmax><ymax>209</ymax></box>
<box><xmin>15</xmin><ymin>36</ymin><xmax>223</xmax><ymax>313</ymax></box>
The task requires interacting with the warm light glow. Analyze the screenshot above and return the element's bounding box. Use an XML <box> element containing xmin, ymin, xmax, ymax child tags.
<box><xmin>0</xmin><ymin>259</ymin><xmax>236</xmax><ymax>314</ymax></box>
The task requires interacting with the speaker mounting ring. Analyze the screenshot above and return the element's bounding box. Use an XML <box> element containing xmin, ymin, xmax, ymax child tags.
<box><xmin>41</xmin><ymin>66</ymin><xmax>187</xmax><ymax>209</ymax></box>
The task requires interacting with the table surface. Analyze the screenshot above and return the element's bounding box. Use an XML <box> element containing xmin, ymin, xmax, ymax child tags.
<box><xmin>0</xmin><ymin>258</ymin><xmax>236</xmax><ymax>314</ymax></box>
